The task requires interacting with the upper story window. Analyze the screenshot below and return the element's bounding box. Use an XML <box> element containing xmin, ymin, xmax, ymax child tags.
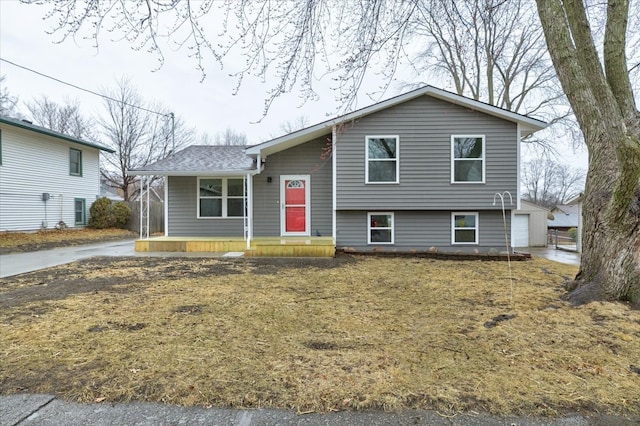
<box><xmin>69</xmin><ymin>148</ymin><xmax>82</xmax><ymax>176</ymax></box>
<box><xmin>198</xmin><ymin>177</ymin><xmax>245</xmax><ymax>218</ymax></box>
<box><xmin>366</xmin><ymin>136</ymin><xmax>399</xmax><ymax>183</ymax></box>
<box><xmin>451</xmin><ymin>136</ymin><xmax>484</xmax><ymax>183</ymax></box>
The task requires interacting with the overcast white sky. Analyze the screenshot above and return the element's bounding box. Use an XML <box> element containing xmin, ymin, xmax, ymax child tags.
<box><xmin>0</xmin><ymin>0</ymin><xmax>587</xmax><ymax>169</ymax></box>
<box><xmin>0</xmin><ymin>1</ymin><xmax>356</xmax><ymax>144</ymax></box>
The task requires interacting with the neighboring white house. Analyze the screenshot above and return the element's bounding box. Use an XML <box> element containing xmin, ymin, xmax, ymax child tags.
<box><xmin>0</xmin><ymin>116</ymin><xmax>114</xmax><ymax>231</ymax></box>
<box><xmin>513</xmin><ymin>199</ymin><xmax>549</xmax><ymax>247</ymax></box>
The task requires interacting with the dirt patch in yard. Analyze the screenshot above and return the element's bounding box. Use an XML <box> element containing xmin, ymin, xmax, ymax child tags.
<box><xmin>1</xmin><ymin>255</ymin><xmax>639</xmax><ymax>419</ymax></box>
<box><xmin>0</xmin><ymin>256</ymin><xmax>355</xmax><ymax>310</ymax></box>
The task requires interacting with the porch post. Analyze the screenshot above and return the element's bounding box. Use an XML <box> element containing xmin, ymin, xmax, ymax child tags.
<box><xmin>146</xmin><ymin>176</ymin><xmax>150</xmax><ymax>239</ymax></box>
<box><xmin>139</xmin><ymin>176</ymin><xmax>143</xmax><ymax>239</ymax></box>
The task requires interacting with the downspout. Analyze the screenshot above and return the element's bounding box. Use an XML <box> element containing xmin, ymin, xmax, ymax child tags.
<box><xmin>513</xmin><ymin>123</ymin><xmax>522</xmax><ymax>248</ymax></box>
<box><xmin>332</xmin><ymin>125</ymin><xmax>337</xmax><ymax>244</ymax></box>
<box><xmin>246</xmin><ymin>173</ymin><xmax>253</xmax><ymax>250</ymax></box>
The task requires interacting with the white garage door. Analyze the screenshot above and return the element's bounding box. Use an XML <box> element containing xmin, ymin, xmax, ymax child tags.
<box><xmin>513</xmin><ymin>214</ymin><xmax>529</xmax><ymax>247</ymax></box>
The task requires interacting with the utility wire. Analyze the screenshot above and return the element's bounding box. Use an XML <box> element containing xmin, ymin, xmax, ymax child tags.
<box><xmin>0</xmin><ymin>57</ymin><xmax>169</xmax><ymax>117</ymax></box>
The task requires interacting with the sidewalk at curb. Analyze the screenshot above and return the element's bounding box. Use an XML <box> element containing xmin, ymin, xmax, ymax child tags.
<box><xmin>2</xmin><ymin>394</ymin><xmax>639</xmax><ymax>426</ymax></box>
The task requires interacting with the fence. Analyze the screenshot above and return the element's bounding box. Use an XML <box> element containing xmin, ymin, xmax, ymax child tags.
<box><xmin>125</xmin><ymin>201</ymin><xmax>164</xmax><ymax>234</ymax></box>
<box><xmin>548</xmin><ymin>229</ymin><xmax>577</xmax><ymax>252</ymax></box>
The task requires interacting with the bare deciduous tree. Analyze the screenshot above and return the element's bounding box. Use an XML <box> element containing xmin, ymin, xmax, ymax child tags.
<box><xmin>25</xmin><ymin>96</ymin><xmax>95</xmax><ymax>139</ymax></box>
<box><xmin>521</xmin><ymin>158</ymin><xmax>585</xmax><ymax>208</ymax></box>
<box><xmin>535</xmin><ymin>0</ymin><xmax>640</xmax><ymax>305</ymax></box>
<box><xmin>406</xmin><ymin>0</ymin><xmax>570</xmax><ymax>149</ymax></box>
<box><xmin>0</xmin><ymin>75</ymin><xmax>19</xmax><ymax>116</ymax></box>
<box><xmin>99</xmin><ymin>78</ymin><xmax>194</xmax><ymax>200</ymax></box>
<box><xmin>214</xmin><ymin>128</ymin><xmax>248</xmax><ymax>146</ymax></box>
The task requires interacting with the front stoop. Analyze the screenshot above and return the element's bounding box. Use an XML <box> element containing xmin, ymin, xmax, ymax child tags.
<box><xmin>135</xmin><ymin>237</ymin><xmax>335</xmax><ymax>257</ymax></box>
<box><xmin>244</xmin><ymin>237</ymin><xmax>335</xmax><ymax>257</ymax></box>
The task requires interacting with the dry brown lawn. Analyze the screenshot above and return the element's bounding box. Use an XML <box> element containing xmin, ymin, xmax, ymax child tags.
<box><xmin>0</xmin><ymin>228</ymin><xmax>135</xmax><ymax>253</ymax></box>
<box><xmin>1</xmin><ymin>255</ymin><xmax>639</xmax><ymax>417</ymax></box>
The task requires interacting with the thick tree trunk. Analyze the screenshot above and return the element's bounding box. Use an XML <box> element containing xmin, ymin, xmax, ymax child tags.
<box><xmin>570</xmin><ymin>137</ymin><xmax>640</xmax><ymax>306</ymax></box>
<box><xmin>536</xmin><ymin>0</ymin><xmax>640</xmax><ymax>306</ymax></box>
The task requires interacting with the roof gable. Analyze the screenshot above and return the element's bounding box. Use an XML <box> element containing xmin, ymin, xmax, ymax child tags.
<box><xmin>0</xmin><ymin>115</ymin><xmax>115</xmax><ymax>153</ymax></box>
<box><xmin>246</xmin><ymin>85</ymin><xmax>547</xmax><ymax>157</ymax></box>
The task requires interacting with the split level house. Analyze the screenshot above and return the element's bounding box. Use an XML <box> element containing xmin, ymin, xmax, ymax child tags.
<box><xmin>0</xmin><ymin>115</ymin><xmax>114</xmax><ymax>231</ymax></box>
<box><xmin>130</xmin><ymin>86</ymin><xmax>546</xmax><ymax>256</ymax></box>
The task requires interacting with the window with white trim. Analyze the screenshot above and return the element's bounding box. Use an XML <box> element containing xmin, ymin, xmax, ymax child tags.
<box><xmin>366</xmin><ymin>136</ymin><xmax>399</xmax><ymax>183</ymax></box>
<box><xmin>368</xmin><ymin>212</ymin><xmax>394</xmax><ymax>244</ymax></box>
<box><xmin>451</xmin><ymin>136</ymin><xmax>484</xmax><ymax>183</ymax></box>
<box><xmin>198</xmin><ymin>177</ymin><xmax>245</xmax><ymax>218</ymax></box>
<box><xmin>452</xmin><ymin>212</ymin><xmax>479</xmax><ymax>244</ymax></box>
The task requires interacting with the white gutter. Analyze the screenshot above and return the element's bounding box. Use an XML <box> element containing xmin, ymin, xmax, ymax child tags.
<box><xmin>127</xmin><ymin>169</ymin><xmax>261</xmax><ymax>177</ymax></box>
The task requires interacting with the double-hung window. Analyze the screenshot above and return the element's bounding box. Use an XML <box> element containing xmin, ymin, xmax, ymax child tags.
<box><xmin>451</xmin><ymin>136</ymin><xmax>484</xmax><ymax>183</ymax></box>
<box><xmin>74</xmin><ymin>198</ymin><xmax>86</xmax><ymax>225</ymax></box>
<box><xmin>368</xmin><ymin>212</ymin><xmax>394</xmax><ymax>244</ymax></box>
<box><xmin>198</xmin><ymin>177</ymin><xmax>245</xmax><ymax>218</ymax></box>
<box><xmin>69</xmin><ymin>148</ymin><xmax>82</xmax><ymax>176</ymax></box>
<box><xmin>452</xmin><ymin>212</ymin><xmax>479</xmax><ymax>244</ymax></box>
<box><xmin>366</xmin><ymin>136</ymin><xmax>399</xmax><ymax>183</ymax></box>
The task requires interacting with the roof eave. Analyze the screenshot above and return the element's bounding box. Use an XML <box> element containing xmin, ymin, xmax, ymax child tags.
<box><xmin>127</xmin><ymin>169</ymin><xmax>260</xmax><ymax>176</ymax></box>
<box><xmin>0</xmin><ymin>116</ymin><xmax>115</xmax><ymax>153</ymax></box>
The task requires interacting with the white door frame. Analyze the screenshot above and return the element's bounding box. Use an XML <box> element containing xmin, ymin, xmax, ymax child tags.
<box><xmin>280</xmin><ymin>175</ymin><xmax>311</xmax><ymax>236</ymax></box>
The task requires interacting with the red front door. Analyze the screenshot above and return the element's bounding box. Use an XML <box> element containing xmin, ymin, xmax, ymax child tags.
<box><xmin>281</xmin><ymin>175</ymin><xmax>310</xmax><ymax>236</ymax></box>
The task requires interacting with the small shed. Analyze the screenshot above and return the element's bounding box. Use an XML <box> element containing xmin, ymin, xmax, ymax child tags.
<box><xmin>513</xmin><ymin>200</ymin><xmax>549</xmax><ymax>247</ymax></box>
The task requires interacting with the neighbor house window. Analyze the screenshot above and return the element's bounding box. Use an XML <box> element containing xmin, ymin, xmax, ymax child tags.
<box><xmin>69</xmin><ymin>148</ymin><xmax>82</xmax><ymax>176</ymax></box>
<box><xmin>451</xmin><ymin>136</ymin><xmax>484</xmax><ymax>183</ymax></box>
<box><xmin>198</xmin><ymin>177</ymin><xmax>245</xmax><ymax>218</ymax></box>
<box><xmin>452</xmin><ymin>212</ymin><xmax>479</xmax><ymax>244</ymax></box>
<box><xmin>368</xmin><ymin>212</ymin><xmax>394</xmax><ymax>244</ymax></box>
<box><xmin>74</xmin><ymin>198</ymin><xmax>86</xmax><ymax>225</ymax></box>
<box><xmin>366</xmin><ymin>136</ymin><xmax>399</xmax><ymax>183</ymax></box>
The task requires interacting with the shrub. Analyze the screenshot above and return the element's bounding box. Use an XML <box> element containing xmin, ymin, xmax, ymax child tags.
<box><xmin>111</xmin><ymin>202</ymin><xmax>132</xmax><ymax>229</ymax></box>
<box><xmin>88</xmin><ymin>197</ymin><xmax>114</xmax><ymax>229</ymax></box>
<box><xmin>88</xmin><ymin>197</ymin><xmax>131</xmax><ymax>229</ymax></box>
<box><xmin>568</xmin><ymin>227</ymin><xmax>578</xmax><ymax>241</ymax></box>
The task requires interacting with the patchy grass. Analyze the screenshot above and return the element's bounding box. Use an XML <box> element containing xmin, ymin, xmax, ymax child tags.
<box><xmin>0</xmin><ymin>228</ymin><xmax>135</xmax><ymax>253</ymax></box>
<box><xmin>1</xmin><ymin>256</ymin><xmax>639</xmax><ymax>417</ymax></box>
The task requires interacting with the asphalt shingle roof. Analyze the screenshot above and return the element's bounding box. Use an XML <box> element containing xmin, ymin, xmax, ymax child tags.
<box><xmin>130</xmin><ymin>145</ymin><xmax>256</xmax><ymax>175</ymax></box>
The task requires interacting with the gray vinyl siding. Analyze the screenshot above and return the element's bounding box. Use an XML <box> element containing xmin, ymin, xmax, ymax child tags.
<box><xmin>336</xmin><ymin>210</ymin><xmax>511</xmax><ymax>253</ymax></box>
<box><xmin>167</xmin><ymin>176</ymin><xmax>245</xmax><ymax>236</ymax></box>
<box><xmin>336</xmin><ymin>95</ymin><xmax>518</xmax><ymax>210</ymax></box>
<box><xmin>253</xmin><ymin>136</ymin><xmax>332</xmax><ymax>236</ymax></box>
<box><xmin>0</xmin><ymin>124</ymin><xmax>101</xmax><ymax>231</ymax></box>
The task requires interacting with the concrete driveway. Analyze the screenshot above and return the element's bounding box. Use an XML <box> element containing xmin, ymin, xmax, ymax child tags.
<box><xmin>0</xmin><ymin>240</ymin><xmax>243</xmax><ymax>278</ymax></box>
<box><xmin>516</xmin><ymin>246</ymin><xmax>581</xmax><ymax>266</ymax></box>
<box><xmin>0</xmin><ymin>240</ymin><xmax>140</xmax><ymax>278</ymax></box>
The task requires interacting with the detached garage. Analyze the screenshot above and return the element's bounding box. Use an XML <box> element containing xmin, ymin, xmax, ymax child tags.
<box><xmin>513</xmin><ymin>200</ymin><xmax>549</xmax><ymax>247</ymax></box>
